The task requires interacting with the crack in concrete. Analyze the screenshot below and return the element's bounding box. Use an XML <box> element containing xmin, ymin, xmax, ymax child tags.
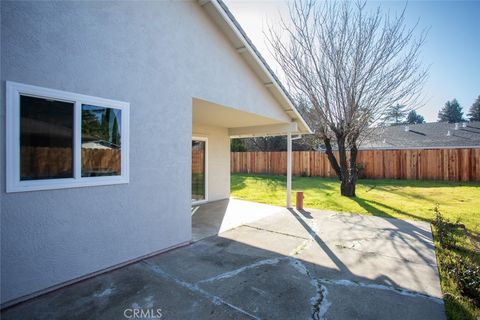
<box><xmin>144</xmin><ymin>215</ymin><xmax>440</xmax><ymax>320</ymax></box>
<box><xmin>196</xmin><ymin>258</ymin><xmax>282</xmax><ymax>284</ymax></box>
<box><xmin>288</xmin><ymin>258</ymin><xmax>331</xmax><ymax>320</ymax></box>
<box><xmin>195</xmin><ymin>222</ymin><xmax>327</xmax><ymax>320</ymax></box>
<box><xmin>284</xmin><ymin>218</ymin><xmax>332</xmax><ymax>320</ymax></box>
<box><xmin>243</xmin><ymin>224</ymin><xmax>311</xmax><ymax>240</ymax></box>
<box><xmin>316</xmin><ymin>277</ymin><xmax>444</xmax><ymax>305</ymax></box>
<box><xmin>334</xmin><ymin>243</ymin><xmax>438</xmax><ymax>267</ymax></box>
<box><xmin>197</xmin><ymin>254</ymin><xmax>330</xmax><ymax>320</ymax></box>
<box><xmin>246</xmin><ymin>216</ymin><xmax>331</xmax><ymax>318</ymax></box>
<box><xmin>289</xmin><ymin>238</ymin><xmax>311</xmax><ymax>256</ymax></box>
<box><xmin>286</xmin><ymin>218</ymin><xmax>443</xmax><ymax>315</ymax></box>
<box><xmin>93</xmin><ymin>287</ymin><xmax>113</xmax><ymax>298</ymax></box>
<box><xmin>248</xmin><ymin>220</ymin><xmax>437</xmax><ymax>268</ymax></box>
<box><xmin>312</xmin><ymin>282</ymin><xmax>330</xmax><ymax>320</ymax></box>
<box><xmin>142</xmin><ymin>261</ymin><xmax>260</xmax><ymax>320</ymax></box>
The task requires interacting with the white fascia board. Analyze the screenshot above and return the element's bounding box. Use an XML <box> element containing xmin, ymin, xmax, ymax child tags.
<box><xmin>201</xmin><ymin>0</ymin><xmax>313</xmax><ymax>134</ymax></box>
<box><xmin>229</xmin><ymin>122</ymin><xmax>298</xmax><ymax>138</ymax></box>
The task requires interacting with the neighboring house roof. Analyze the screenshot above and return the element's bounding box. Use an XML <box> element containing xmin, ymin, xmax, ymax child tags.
<box><xmin>81</xmin><ymin>141</ymin><xmax>114</xmax><ymax>150</ymax></box>
<box><xmin>361</xmin><ymin>121</ymin><xmax>480</xmax><ymax>150</ymax></box>
<box><xmin>199</xmin><ymin>0</ymin><xmax>312</xmax><ymax>134</ymax></box>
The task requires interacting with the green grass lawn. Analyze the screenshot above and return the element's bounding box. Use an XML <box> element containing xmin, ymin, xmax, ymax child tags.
<box><xmin>231</xmin><ymin>173</ymin><xmax>480</xmax><ymax>319</ymax></box>
<box><xmin>231</xmin><ymin>174</ymin><xmax>480</xmax><ymax>232</ymax></box>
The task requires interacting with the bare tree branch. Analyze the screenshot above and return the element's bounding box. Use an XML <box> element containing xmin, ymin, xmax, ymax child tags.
<box><xmin>266</xmin><ymin>0</ymin><xmax>428</xmax><ymax>196</ymax></box>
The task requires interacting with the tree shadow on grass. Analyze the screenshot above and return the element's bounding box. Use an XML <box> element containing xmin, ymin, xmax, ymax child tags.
<box><xmin>293</xmin><ymin>177</ymin><xmax>337</xmax><ymax>191</ymax></box>
<box><xmin>368</xmin><ymin>186</ymin><xmax>453</xmax><ymax>204</ymax></box>
<box><xmin>231</xmin><ymin>174</ymin><xmax>338</xmax><ymax>193</ymax></box>
<box><xmin>230</xmin><ymin>178</ymin><xmax>247</xmax><ymax>192</ymax></box>
<box><xmin>359</xmin><ymin>179</ymin><xmax>480</xmax><ymax>189</ymax></box>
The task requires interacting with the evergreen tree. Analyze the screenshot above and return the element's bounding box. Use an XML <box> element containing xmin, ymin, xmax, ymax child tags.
<box><xmin>384</xmin><ymin>104</ymin><xmax>408</xmax><ymax>125</ymax></box>
<box><xmin>230</xmin><ymin>139</ymin><xmax>246</xmax><ymax>152</ymax></box>
<box><xmin>82</xmin><ymin>107</ymin><xmax>121</xmax><ymax>146</ymax></box>
<box><xmin>467</xmin><ymin>95</ymin><xmax>480</xmax><ymax>121</ymax></box>
<box><xmin>406</xmin><ymin>110</ymin><xmax>425</xmax><ymax>124</ymax></box>
<box><xmin>82</xmin><ymin>109</ymin><xmax>103</xmax><ymax>139</ymax></box>
<box><xmin>111</xmin><ymin>117</ymin><xmax>120</xmax><ymax>146</ymax></box>
<box><xmin>437</xmin><ymin>99</ymin><xmax>464</xmax><ymax>123</ymax></box>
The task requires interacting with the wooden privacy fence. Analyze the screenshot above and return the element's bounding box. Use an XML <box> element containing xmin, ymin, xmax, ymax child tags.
<box><xmin>192</xmin><ymin>149</ymin><xmax>205</xmax><ymax>174</ymax></box>
<box><xmin>21</xmin><ymin>147</ymin><xmax>121</xmax><ymax>178</ymax></box>
<box><xmin>231</xmin><ymin>148</ymin><xmax>480</xmax><ymax>182</ymax></box>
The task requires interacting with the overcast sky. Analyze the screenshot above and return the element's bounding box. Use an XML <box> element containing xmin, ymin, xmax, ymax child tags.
<box><xmin>224</xmin><ymin>0</ymin><xmax>480</xmax><ymax>122</ymax></box>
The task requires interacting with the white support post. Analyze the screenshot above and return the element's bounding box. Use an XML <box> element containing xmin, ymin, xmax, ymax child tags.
<box><xmin>286</xmin><ymin>132</ymin><xmax>292</xmax><ymax>208</ymax></box>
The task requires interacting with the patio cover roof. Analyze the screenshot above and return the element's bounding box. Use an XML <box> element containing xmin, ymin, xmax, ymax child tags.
<box><xmin>193</xmin><ymin>98</ymin><xmax>300</xmax><ymax>138</ymax></box>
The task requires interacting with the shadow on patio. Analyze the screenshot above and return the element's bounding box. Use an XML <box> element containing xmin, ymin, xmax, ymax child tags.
<box><xmin>2</xmin><ymin>203</ymin><xmax>446</xmax><ymax>320</ymax></box>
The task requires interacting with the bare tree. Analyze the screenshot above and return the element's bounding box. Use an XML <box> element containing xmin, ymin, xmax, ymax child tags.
<box><xmin>266</xmin><ymin>0</ymin><xmax>427</xmax><ymax>196</ymax></box>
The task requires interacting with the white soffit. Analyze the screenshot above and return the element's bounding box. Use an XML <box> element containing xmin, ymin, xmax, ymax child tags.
<box><xmin>192</xmin><ymin>98</ymin><xmax>282</xmax><ymax>128</ymax></box>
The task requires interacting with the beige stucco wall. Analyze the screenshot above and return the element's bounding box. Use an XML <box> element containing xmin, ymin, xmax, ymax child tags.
<box><xmin>192</xmin><ymin>124</ymin><xmax>230</xmax><ymax>202</ymax></box>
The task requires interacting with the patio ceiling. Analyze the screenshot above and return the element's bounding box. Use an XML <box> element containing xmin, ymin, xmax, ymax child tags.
<box><xmin>193</xmin><ymin>98</ymin><xmax>300</xmax><ymax>137</ymax></box>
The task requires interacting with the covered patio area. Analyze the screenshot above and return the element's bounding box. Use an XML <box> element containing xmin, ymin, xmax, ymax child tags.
<box><xmin>2</xmin><ymin>204</ymin><xmax>445</xmax><ymax>319</ymax></box>
<box><xmin>191</xmin><ymin>198</ymin><xmax>284</xmax><ymax>241</ymax></box>
<box><xmin>192</xmin><ymin>97</ymin><xmax>307</xmax><ymax>210</ymax></box>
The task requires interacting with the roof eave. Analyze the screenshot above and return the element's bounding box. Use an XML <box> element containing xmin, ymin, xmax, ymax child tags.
<box><xmin>199</xmin><ymin>0</ymin><xmax>313</xmax><ymax>135</ymax></box>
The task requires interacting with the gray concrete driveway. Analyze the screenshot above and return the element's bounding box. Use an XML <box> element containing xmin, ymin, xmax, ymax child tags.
<box><xmin>2</xmin><ymin>207</ymin><xmax>445</xmax><ymax>319</ymax></box>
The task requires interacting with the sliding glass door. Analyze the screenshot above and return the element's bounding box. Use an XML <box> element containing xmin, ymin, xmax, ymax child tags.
<box><xmin>192</xmin><ymin>138</ymin><xmax>207</xmax><ymax>203</ymax></box>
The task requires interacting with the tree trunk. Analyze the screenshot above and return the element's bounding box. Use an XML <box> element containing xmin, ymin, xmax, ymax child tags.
<box><xmin>322</xmin><ymin>136</ymin><xmax>358</xmax><ymax>197</ymax></box>
<box><xmin>340</xmin><ymin>180</ymin><xmax>356</xmax><ymax>197</ymax></box>
<box><xmin>340</xmin><ymin>143</ymin><xmax>359</xmax><ymax>197</ymax></box>
<box><xmin>323</xmin><ymin>137</ymin><xmax>342</xmax><ymax>179</ymax></box>
<box><xmin>337</xmin><ymin>136</ymin><xmax>354</xmax><ymax>197</ymax></box>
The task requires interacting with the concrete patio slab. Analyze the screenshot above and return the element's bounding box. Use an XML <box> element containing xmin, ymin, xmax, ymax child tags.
<box><xmin>319</xmin><ymin>280</ymin><xmax>446</xmax><ymax>320</ymax></box>
<box><xmin>297</xmin><ymin>238</ymin><xmax>442</xmax><ymax>297</ymax></box>
<box><xmin>197</xmin><ymin>258</ymin><xmax>317</xmax><ymax>319</ymax></box>
<box><xmin>145</xmin><ymin>226</ymin><xmax>307</xmax><ymax>284</ymax></box>
<box><xmin>244</xmin><ymin>208</ymin><xmax>442</xmax><ymax>298</ymax></box>
<box><xmin>1</xmin><ymin>203</ymin><xmax>445</xmax><ymax>320</ymax></box>
<box><xmin>192</xmin><ymin>198</ymin><xmax>284</xmax><ymax>241</ymax></box>
<box><xmin>1</xmin><ymin>261</ymin><xmax>250</xmax><ymax>320</ymax></box>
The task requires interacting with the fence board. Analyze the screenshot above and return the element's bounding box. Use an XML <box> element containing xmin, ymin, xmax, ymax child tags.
<box><xmin>21</xmin><ymin>147</ymin><xmax>121</xmax><ymax>178</ymax></box>
<box><xmin>231</xmin><ymin>148</ymin><xmax>480</xmax><ymax>182</ymax></box>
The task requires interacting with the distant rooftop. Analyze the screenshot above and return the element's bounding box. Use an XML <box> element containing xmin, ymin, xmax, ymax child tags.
<box><xmin>361</xmin><ymin>121</ymin><xmax>480</xmax><ymax>149</ymax></box>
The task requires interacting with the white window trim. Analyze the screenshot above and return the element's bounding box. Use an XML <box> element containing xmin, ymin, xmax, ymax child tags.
<box><xmin>192</xmin><ymin>136</ymin><xmax>208</xmax><ymax>205</ymax></box>
<box><xmin>6</xmin><ymin>81</ymin><xmax>130</xmax><ymax>193</ymax></box>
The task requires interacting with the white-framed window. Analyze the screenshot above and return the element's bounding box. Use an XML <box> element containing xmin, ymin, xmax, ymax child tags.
<box><xmin>6</xmin><ymin>81</ymin><xmax>130</xmax><ymax>192</ymax></box>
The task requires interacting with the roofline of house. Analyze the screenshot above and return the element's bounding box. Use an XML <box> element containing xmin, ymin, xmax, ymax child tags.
<box><xmin>199</xmin><ymin>0</ymin><xmax>313</xmax><ymax>134</ymax></box>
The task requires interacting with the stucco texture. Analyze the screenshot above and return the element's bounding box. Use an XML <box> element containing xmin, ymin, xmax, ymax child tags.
<box><xmin>0</xmin><ymin>1</ymin><xmax>289</xmax><ymax>304</ymax></box>
<box><xmin>193</xmin><ymin>124</ymin><xmax>230</xmax><ymax>202</ymax></box>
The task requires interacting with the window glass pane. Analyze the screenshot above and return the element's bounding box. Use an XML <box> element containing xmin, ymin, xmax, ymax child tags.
<box><xmin>81</xmin><ymin>104</ymin><xmax>121</xmax><ymax>177</ymax></box>
<box><xmin>20</xmin><ymin>95</ymin><xmax>74</xmax><ymax>180</ymax></box>
<box><xmin>192</xmin><ymin>140</ymin><xmax>206</xmax><ymax>201</ymax></box>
